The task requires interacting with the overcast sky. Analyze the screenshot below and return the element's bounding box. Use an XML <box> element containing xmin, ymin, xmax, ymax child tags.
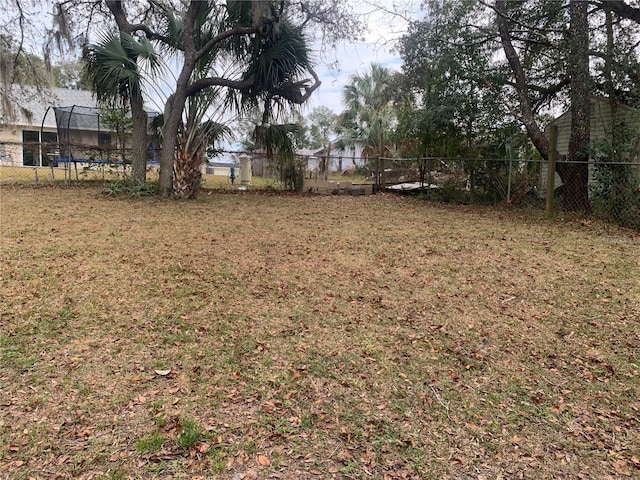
<box><xmin>10</xmin><ymin>0</ymin><xmax>421</xmax><ymax>121</ymax></box>
<box><xmin>306</xmin><ymin>5</ymin><xmax>418</xmax><ymax>115</ymax></box>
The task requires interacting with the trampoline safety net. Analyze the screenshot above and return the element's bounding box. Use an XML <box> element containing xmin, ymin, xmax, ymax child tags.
<box><xmin>53</xmin><ymin>105</ymin><xmax>118</xmax><ymax>164</ymax></box>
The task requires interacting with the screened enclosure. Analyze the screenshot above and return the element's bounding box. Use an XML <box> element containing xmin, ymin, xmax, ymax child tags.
<box><xmin>40</xmin><ymin>105</ymin><xmax>160</xmax><ymax>168</ymax></box>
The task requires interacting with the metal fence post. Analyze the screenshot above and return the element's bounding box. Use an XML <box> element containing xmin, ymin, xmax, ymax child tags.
<box><xmin>427</xmin><ymin>157</ymin><xmax>432</xmax><ymax>200</ymax></box>
<box><xmin>546</xmin><ymin>126</ymin><xmax>558</xmax><ymax>216</ymax></box>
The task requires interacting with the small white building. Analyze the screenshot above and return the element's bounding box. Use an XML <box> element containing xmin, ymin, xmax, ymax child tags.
<box><xmin>308</xmin><ymin>143</ymin><xmax>367</xmax><ymax>173</ymax></box>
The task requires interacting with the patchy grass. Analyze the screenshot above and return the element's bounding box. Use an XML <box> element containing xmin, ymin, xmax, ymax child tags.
<box><xmin>1</xmin><ymin>185</ymin><xmax>639</xmax><ymax>479</ymax></box>
<box><xmin>0</xmin><ymin>165</ymin><xmax>280</xmax><ymax>191</ymax></box>
<box><xmin>136</xmin><ymin>433</ymin><xmax>166</xmax><ymax>454</ymax></box>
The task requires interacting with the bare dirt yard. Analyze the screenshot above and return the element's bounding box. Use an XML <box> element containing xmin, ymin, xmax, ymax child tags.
<box><xmin>1</xmin><ymin>186</ymin><xmax>639</xmax><ymax>479</ymax></box>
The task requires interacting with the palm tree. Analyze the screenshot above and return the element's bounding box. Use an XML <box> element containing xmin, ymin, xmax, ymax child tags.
<box><xmin>234</xmin><ymin>17</ymin><xmax>315</xmax><ymax>192</ymax></box>
<box><xmin>336</xmin><ymin>63</ymin><xmax>395</xmax><ymax>163</ymax></box>
<box><xmin>83</xmin><ymin>32</ymin><xmax>161</xmax><ymax>184</ymax></box>
<box><xmin>152</xmin><ymin>2</ymin><xmax>236</xmax><ymax>197</ymax></box>
<box><xmin>153</xmin><ymin>2</ymin><xmax>315</xmax><ymax>197</ymax></box>
<box><xmin>175</xmin><ymin>89</ymin><xmax>233</xmax><ymax>198</ymax></box>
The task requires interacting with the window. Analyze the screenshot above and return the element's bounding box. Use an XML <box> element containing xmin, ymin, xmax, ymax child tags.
<box><xmin>22</xmin><ymin>130</ymin><xmax>59</xmax><ymax>166</ymax></box>
<box><xmin>42</xmin><ymin>131</ymin><xmax>59</xmax><ymax>167</ymax></box>
<box><xmin>98</xmin><ymin>133</ymin><xmax>112</xmax><ymax>146</ymax></box>
<box><xmin>22</xmin><ymin>130</ymin><xmax>39</xmax><ymax>166</ymax></box>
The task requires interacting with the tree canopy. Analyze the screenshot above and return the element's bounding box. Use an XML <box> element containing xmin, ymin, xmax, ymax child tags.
<box><xmin>2</xmin><ymin>0</ymin><xmax>361</xmax><ymax>196</ymax></box>
<box><xmin>397</xmin><ymin>0</ymin><xmax>640</xmax><ymax>210</ymax></box>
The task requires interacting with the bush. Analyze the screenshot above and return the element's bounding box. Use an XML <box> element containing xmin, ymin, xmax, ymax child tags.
<box><xmin>104</xmin><ymin>178</ymin><xmax>157</xmax><ymax>198</ymax></box>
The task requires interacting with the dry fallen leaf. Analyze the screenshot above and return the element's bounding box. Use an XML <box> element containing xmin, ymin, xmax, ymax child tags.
<box><xmin>257</xmin><ymin>454</ymin><xmax>270</xmax><ymax>466</ymax></box>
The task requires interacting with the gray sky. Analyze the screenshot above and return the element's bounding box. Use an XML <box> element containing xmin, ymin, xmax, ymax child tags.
<box><xmin>7</xmin><ymin>0</ymin><xmax>420</xmax><ymax>121</ymax></box>
<box><xmin>307</xmin><ymin>4</ymin><xmax>417</xmax><ymax>115</ymax></box>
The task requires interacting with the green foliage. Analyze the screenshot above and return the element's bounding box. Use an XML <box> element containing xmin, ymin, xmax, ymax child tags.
<box><xmin>467</xmin><ymin>161</ymin><xmax>509</xmax><ymax>204</ymax></box>
<box><xmin>253</xmin><ymin>122</ymin><xmax>305</xmax><ymax>191</ymax></box>
<box><xmin>99</xmin><ymin>104</ymin><xmax>133</xmax><ymax>150</ymax></box>
<box><xmin>136</xmin><ymin>433</ymin><xmax>165</xmax><ymax>453</ymax></box>
<box><xmin>54</xmin><ymin>61</ymin><xmax>91</xmax><ymax>89</ymax></box>
<box><xmin>82</xmin><ymin>32</ymin><xmax>161</xmax><ymax>108</ymax></box>
<box><xmin>104</xmin><ymin>178</ymin><xmax>157</xmax><ymax>198</ymax></box>
<box><xmin>336</xmin><ymin>63</ymin><xmax>395</xmax><ymax>158</ymax></box>
<box><xmin>397</xmin><ymin>0</ymin><xmax>640</xmax><ymax>171</ymax></box>
<box><xmin>354</xmin><ymin>163</ymin><xmax>374</xmax><ymax>178</ymax></box>
<box><xmin>236</xmin><ymin>19</ymin><xmax>315</xmax><ymax>120</ymax></box>
<box><xmin>396</xmin><ymin>1</ymin><xmax>517</xmax><ymax>157</ymax></box>
<box><xmin>0</xmin><ymin>35</ymin><xmax>80</xmax><ymax>90</ymax></box>
<box><xmin>177</xmin><ymin>418</ymin><xmax>202</xmax><ymax>450</ymax></box>
<box><xmin>591</xmin><ymin>119</ymin><xmax>640</xmax><ymax>228</ymax></box>
<box><xmin>306</xmin><ymin>106</ymin><xmax>337</xmax><ymax>149</ymax></box>
<box><xmin>278</xmin><ymin>156</ymin><xmax>306</xmax><ymax>192</ymax></box>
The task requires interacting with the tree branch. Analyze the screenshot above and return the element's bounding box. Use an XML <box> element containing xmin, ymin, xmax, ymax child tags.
<box><xmin>186</xmin><ymin>75</ymin><xmax>256</xmax><ymax>97</ymax></box>
<box><xmin>186</xmin><ymin>67</ymin><xmax>321</xmax><ymax>106</ymax></box>
<box><xmin>105</xmin><ymin>0</ymin><xmax>171</xmax><ymax>44</ymax></box>
<box><xmin>599</xmin><ymin>0</ymin><xmax>640</xmax><ymax>24</ymax></box>
<box><xmin>495</xmin><ymin>0</ymin><xmax>550</xmax><ymax>160</ymax></box>
<box><xmin>269</xmin><ymin>68</ymin><xmax>321</xmax><ymax>104</ymax></box>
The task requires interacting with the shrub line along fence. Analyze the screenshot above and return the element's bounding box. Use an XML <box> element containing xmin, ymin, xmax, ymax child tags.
<box><xmin>2</xmin><ymin>141</ymin><xmax>639</xmax><ymax>229</ymax></box>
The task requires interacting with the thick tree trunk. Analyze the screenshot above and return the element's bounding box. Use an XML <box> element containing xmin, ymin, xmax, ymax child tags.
<box><xmin>564</xmin><ymin>0</ymin><xmax>591</xmax><ymax>212</ymax></box>
<box><xmin>130</xmin><ymin>94</ymin><xmax>147</xmax><ymax>184</ymax></box>
<box><xmin>159</xmin><ymin>93</ymin><xmax>183</xmax><ymax>197</ymax></box>
<box><xmin>158</xmin><ymin>1</ymin><xmax>202</xmax><ymax>198</ymax></box>
<box><xmin>173</xmin><ymin>146</ymin><xmax>204</xmax><ymax>199</ymax></box>
<box><xmin>107</xmin><ymin>0</ymin><xmax>147</xmax><ymax>185</ymax></box>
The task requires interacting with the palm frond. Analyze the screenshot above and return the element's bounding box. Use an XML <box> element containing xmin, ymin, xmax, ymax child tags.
<box><xmin>82</xmin><ymin>32</ymin><xmax>161</xmax><ymax>107</ymax></box>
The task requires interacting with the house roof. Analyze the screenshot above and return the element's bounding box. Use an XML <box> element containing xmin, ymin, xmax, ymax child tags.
<box><xmin>296</xmin><ymin>148</ymin><xmax>319</xmax><ymax>157</ymax></box>
<box><xmin>1</xmin><ymin>85</ymin><xmax>97</xmax><ymax>129</ymax></box>
<box><xmin>1</xmin><ymin>85</ymin><xmax>159</xmax><ymax>131</ymax></box>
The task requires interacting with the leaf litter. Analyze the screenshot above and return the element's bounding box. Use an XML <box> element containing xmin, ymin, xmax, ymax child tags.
<box><xmin>0</xmin><ymin>186</ymin><xmax>639</xmax><ymax>479</ymax></box>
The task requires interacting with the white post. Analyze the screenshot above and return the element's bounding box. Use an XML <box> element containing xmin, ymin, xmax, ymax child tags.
<box><xmin>239</xmin><ymin>154</ymin><xmax>252</xmax><ymax>186</ymax></box>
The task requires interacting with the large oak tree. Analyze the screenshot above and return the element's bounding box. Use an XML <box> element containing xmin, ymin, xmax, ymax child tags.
<box><xmin>399</xmin><ymin>0</ymin><xmax>640</xmax><ymax>211</ymax></box>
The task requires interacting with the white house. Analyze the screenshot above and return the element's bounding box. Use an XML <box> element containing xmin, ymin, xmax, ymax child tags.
<box><xmin>0</xmin><ymin>86</ymin><xmax>98</xmax><ymax>167</ymax></box>
<box><xmin>0</xmin><ymin>85</ymin><xmax>159</xmax><ymax>168</ymax></box>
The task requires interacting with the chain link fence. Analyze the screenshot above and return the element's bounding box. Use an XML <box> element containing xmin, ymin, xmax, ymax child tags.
<box><xmin>2</xmin><ymin>141</ymin><xmax>639</xmax><ymax>229</ymax></box>
<box><xmin>373</xmin><ymin>156</ymin><xmax>640</xmax><ymax>229</ymax></box>
<box><xmin>0</xmin><ymin>140</ymin><xmax>159</xmax><ymax>183</ymax></box>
